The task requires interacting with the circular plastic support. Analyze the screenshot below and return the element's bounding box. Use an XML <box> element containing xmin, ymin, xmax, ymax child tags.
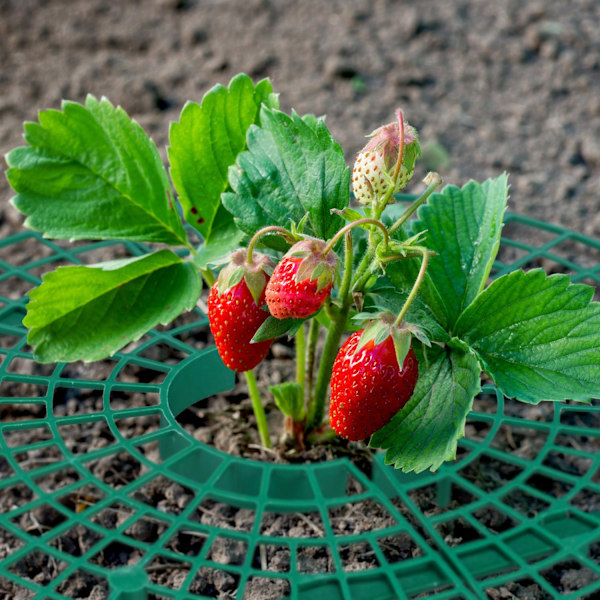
<box><xmin>0</xmin><ymin>219</ymin><xmax>599</xmax><ymax>600</ymax></box>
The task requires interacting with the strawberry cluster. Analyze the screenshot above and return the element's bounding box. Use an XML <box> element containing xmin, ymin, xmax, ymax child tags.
<box><xmin>207</xmin><ymin>108</ymin><xmax>424</xmax><ymax>446</ymax></box>
<box><xmin>208</xmin><ymin>238</ymin><xmax>337</xmax><ymax>371</ymax></box>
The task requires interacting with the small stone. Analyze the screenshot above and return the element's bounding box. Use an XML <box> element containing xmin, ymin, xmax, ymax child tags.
<box><xmin>581</xmin><ymin>133</ymin><xmax>600</xmax><ymax>169</ymax></box>
<box><xmin>212</xmin><ymin>569</ymin><xmax>237</xmax><ymax>592</ymax></box>
<box><xmin>209</xmin><ymin>537</ymin><xmax>246</xmax><ymax>565</ymax></box>
<box><xmin>270</xmin><ymin>343</ymin><xmax>293</xmax><ymax>358</ymax></box>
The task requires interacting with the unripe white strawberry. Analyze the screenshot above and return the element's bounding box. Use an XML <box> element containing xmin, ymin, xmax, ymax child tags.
<box><xmin>352</xmin><ymin>110</ymin><xmax>420</xmax><ymax>206</ymax></box>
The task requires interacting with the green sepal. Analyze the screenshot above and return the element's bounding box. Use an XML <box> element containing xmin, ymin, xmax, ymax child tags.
<box><xmin>291</xmin><ymin>212</ymin><xmax>310</xmax><ymax>236</ymax></box>
<box><xmin>226</xmin><ymin>266</ymin><xmax>245</xmax><ymax>292</ymax></box>
<box><xmin>289</xmin><ymin>239</ymin><xmax>337</xmax><ymax>288</ymax></box>
<box><xmin>243</xmin><ymin>270</ymin><xmax>267</xmax><ymax>306</ymax></box>
<box><xmin>316</xmin><ymin>271</ymin><xmax>332</xmax><ymax>293</ymax></box>
<box><xmin>215</xmin><ymin>248</ymin><xmax>271</xmax><ymax>304</ymax></box>
<box><xmin>351</xmin><ymin>311</ymin><xmax>380</xmax><ymax>323</ymax></box>
<box><xmin>391</xmin><ymin>328</ymin><xmax>412</xmax><ymax>367</ymax></box>
<box><xmin>269</xmin><ymin>382</ymin><xmax>306</xmax><ymax>422</ymax></box>
<box><xmin>402</xmin><ymin>139</ymin><xmax>421</xmax><ymax>173</ymax></box>
<box><xmin>356</xmin><ymin>320</ymin><xmax>390</xmax><ymax>353</ymax></box>
<box><xmin>311</xmin><ymin>262</ymin><xmax>326</xmax><ymax>281</ymax></box>
<box><xmin>404</xmin><ymin>322</ymin><xmax>432</xmax><ymax>347</ymax></box>
<box><xmin>331</xmin><ymin>207</ymin><xmax>367</xmax><ymax>223</ymax></box>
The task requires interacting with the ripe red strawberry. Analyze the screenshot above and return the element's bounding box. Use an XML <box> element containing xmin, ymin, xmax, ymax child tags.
<box><xmin>207</xmin><ymin>250</ymin><xmax>274</xmax><ymax>373</ymax></box>
<box><xmin>352</xmin><ymin>109</ymin><xmax>420</xmax><ymax>206</ymax></box>
<box><xmin>329</xmin><ymin>330</ymin><xmax>418</xmax><ymax>441</ymax></box>
<box><xmin>265</xmin><ymin>238</ymin><xmax>337</xmax><ymax>320</ymax></box>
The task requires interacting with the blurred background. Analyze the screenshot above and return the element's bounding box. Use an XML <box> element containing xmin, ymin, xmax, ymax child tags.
<box><xmin>1</xmin><ymin>0</ymin><xmax>599</xmax><ymax>240</ymax></box>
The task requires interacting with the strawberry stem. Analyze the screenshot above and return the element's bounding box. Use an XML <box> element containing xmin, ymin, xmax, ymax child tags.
<box><xmin>393</xmin><ymin>245</ymin><xmax>430</xmax><ymax>327</ymax></box>
<box><xmin>308</xmin><ymin>231</ymin><xmax>354</xmax><ymax>428</ymax></box>
<box><xmin>372</xmin><ymin>111</ymin><xmax>406</xmax><ymax>213</ymax></box>
<box><xmin>321</xmin><ymin>218</ymin><xmax>389</xmax><ymax>257</ymax></box>
<box><xmin>200</xmin><ymin>267</ymin><xmax>216</xmax><ymax>287</ymax></box>
<box><xmin>296</xmin><ymin>323</ymin><xmax>306</xmax><ymax>391</ymax></box>
<box><xmin>352</xmin><ymin>177</ymin><xmax>442</xmax><ymax>293</ymax></box>
<box><xmin>388</xmin><ymin>173</ymin><xmax>442</xmax><ymax>236</ymax></box>
<box><xmin>305</xmin><ymin>318</ymin><xmax>320</xmax><ymax>410</ymax></box>
<box><xmin>244</xmin><ymin>369</ymin><xmax>271</xmax><ymax>448</ymax></box>
<box><xmin>246</xmin><ymin>226</ymin><xmax>293</xmax><ymax>264</ymax></box>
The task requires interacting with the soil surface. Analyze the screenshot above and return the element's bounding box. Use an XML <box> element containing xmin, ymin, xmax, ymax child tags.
<box><xmin>1</xmin><ymin>1</ymin><xmax>600</xmax><ymax>599</ymax></box>
<box><xmin>1</xmin><ymin>0</ymin><xmax>600</xmax><ymax>241</ymax></box>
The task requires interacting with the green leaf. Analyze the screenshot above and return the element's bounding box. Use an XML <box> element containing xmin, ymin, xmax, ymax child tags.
<box><xmin>193</xmin><ymin>205</ymin><xmax>247</xmax><ymax>269</ymax></box>
<box><xmin>370</xmin><ymin>343</ymin><xmax>481</xmax><ymax>473</ymax></box>
<box><xmin>455</xmin><ymin>269</ymin><xmax>600</xmax><ymax>403</ymax></box>
<box><xmin>7</xmin><ymin>96</ymin><xmax>187</xmax><ymax>245</ymax></box>
<box><xmin>410</xmin><ymin>175</ymin><xmax>508</xmax><ymax>329</ymax></box>
<box><xmin>24</xmin><ymin>250</ymin><xmax>202</xmax><ymax>363</ymax></box>
<box><xmin>269</xmin><ymin>382</ymin><xmax>305</xmax><ymax>421</ymax></box>
<box><xmin>222</xmin><ymin>107</ymin><xmax>350</xmax><ymax>240</ymax></box>
<box><xmin>252</xmin><ymin>315</ymin><xmax>305</xmax><ymax>342</ymax></box>
<box><xmin>332</xmin><ymin>207</ymin><xmax>366</xmax><ymax>223</ymax></box>
<box><xmin>168</xmin><ymin>74</ymin><xmax>277</xmax><ymax>239</ymax></box>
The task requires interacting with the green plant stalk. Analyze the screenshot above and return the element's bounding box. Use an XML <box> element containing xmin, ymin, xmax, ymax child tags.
<box><xmin>244</xmin><ymin>370</ymin><xmax>271</xmax><ymax>448</ymax></box>
<box><xmin>246</xmin><ymin>225</ymin><xmax>292</xmax><ymax>263</ymax></box>
<box><xmin>352</xmin><ymin>180</ymin><xmax>441</xmax><ymax>292</ymax></box>
<box><xmin>305</xmin><ymin>317</ymin><xmax>320</xmax><ymax>407</ymax></box>
<box><xmin>200</xmin><ymin>267</ymin><xmax>216</xmax><ymax>287</ymax></box>
<box><xmin>388</xmin><ymin>175</ymin><xmax>442</xmax><ymax>236</ymax></box>
<box><xmin>351</xmin><ymin>199</ymin><xmax>389</xmax><ymax>291</ymax></box>
<box><xmin>393</xmin><ymin>245</ymin><xmax>430</xmax><ymax>326</ymax></box>
<box><xmin>296</xmin><ymin>323</ymin><xmax>306</xmax><ymax>389</ymax></box>
<box><xmin>321</xmin><ymin>218</ymin><xmax>389</xmax><ymax>256</ymax></box>
<box><xmin>308</xmin><ymin>231</ymin><xmax>353</xmax><ymax>428</ymax></box>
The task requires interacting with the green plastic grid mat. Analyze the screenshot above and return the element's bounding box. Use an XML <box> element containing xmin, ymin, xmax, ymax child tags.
<box><xmin>0</xmin><ymin>215</ymin><xmax>598</xmax><ymax>600</ymax></box>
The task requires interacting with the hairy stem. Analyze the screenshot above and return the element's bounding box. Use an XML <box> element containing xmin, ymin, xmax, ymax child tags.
<box><xmin>388</xmin><ymin>173</ymin><xmax>442</xmax><ymax>236</ymax></box>
<box><xmin>391</xmin><ymin>109</ymin><xmax>406</xmax><ymax>183</ymax></box>
<box><xmin>352</xmin><ymin>177</ymin><xmax>442</xmax><ymax>293</ymax></box>
<box><xmin>308</xmin><ymin>232</ymin><xmax>354</xmax><ymax>428</ymax></box>
<box><xmin>393</xmin><ymin>245</ymin><xmax>430</xmax><ymax>327</ymax></box>
<box><xmin>321</xmin><ymin>218</ymin><xmax>389</xmax><ymax>256</ymax></box>
<box><xmin>295</xmin><ymin>323</ymin><xmax>306</xmax><ymax>389</ymax></box>
<box><xmin>244</xmin><ymin>370</ymin><xmax>271</xmax><ymax>448</ymax></box>
<box><xmin>305</xmin><ymin>317</ymin><xmax>320</xmax><ymax>407</ymax></box>
<box><xmin>246</xmin><ymin>225</ymin><xmax>292</xmax><ymax>264</ymax></box>
<box><xmin>200</xmin><ymin>267</ymin><xmax>216</xmax><ymax>287</ymax></box>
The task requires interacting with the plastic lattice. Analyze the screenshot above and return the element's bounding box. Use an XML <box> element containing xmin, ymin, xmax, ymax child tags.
<box><xmin>0</xmin><ymin>215</ymin><xmax>599</xmax><ymax>600</ymax></box>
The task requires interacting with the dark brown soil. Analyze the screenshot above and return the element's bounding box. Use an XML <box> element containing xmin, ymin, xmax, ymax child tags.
<box><xmin>1</xmin><ymin>0</ymin><xmax>600</xmax><ymax>242</ymax></box>
<box><xmin>1</xmin><ymin>1</ymin><xmax>600</xmax><ymax>599</ymax></box>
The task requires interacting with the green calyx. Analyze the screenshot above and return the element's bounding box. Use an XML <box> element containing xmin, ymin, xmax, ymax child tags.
<box><xmin>217</xmin><ymin>248</ymin><xmax>273</xmax><ymax>305</ymax></box>
<box><xmin>353</xmin><ymin>311</ymin><xmax>423</xmax><ymax>369</ymax></box>
<box><xmin>287</xmin><ymin>238</ymin><xmax>337</xmax><ymax>292</ymax></box>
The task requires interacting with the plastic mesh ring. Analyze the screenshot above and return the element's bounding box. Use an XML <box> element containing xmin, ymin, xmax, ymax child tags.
<box><xmin>0</xmin><ymin>214</ymin><xmax>599</xmax><ymax>600</ymax></box>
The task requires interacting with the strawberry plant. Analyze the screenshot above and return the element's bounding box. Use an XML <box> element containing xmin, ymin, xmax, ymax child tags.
<box><xmin>5</xmin><ymin>73</ymin><xmax>600</xmax><ymax>472</ymax></box>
